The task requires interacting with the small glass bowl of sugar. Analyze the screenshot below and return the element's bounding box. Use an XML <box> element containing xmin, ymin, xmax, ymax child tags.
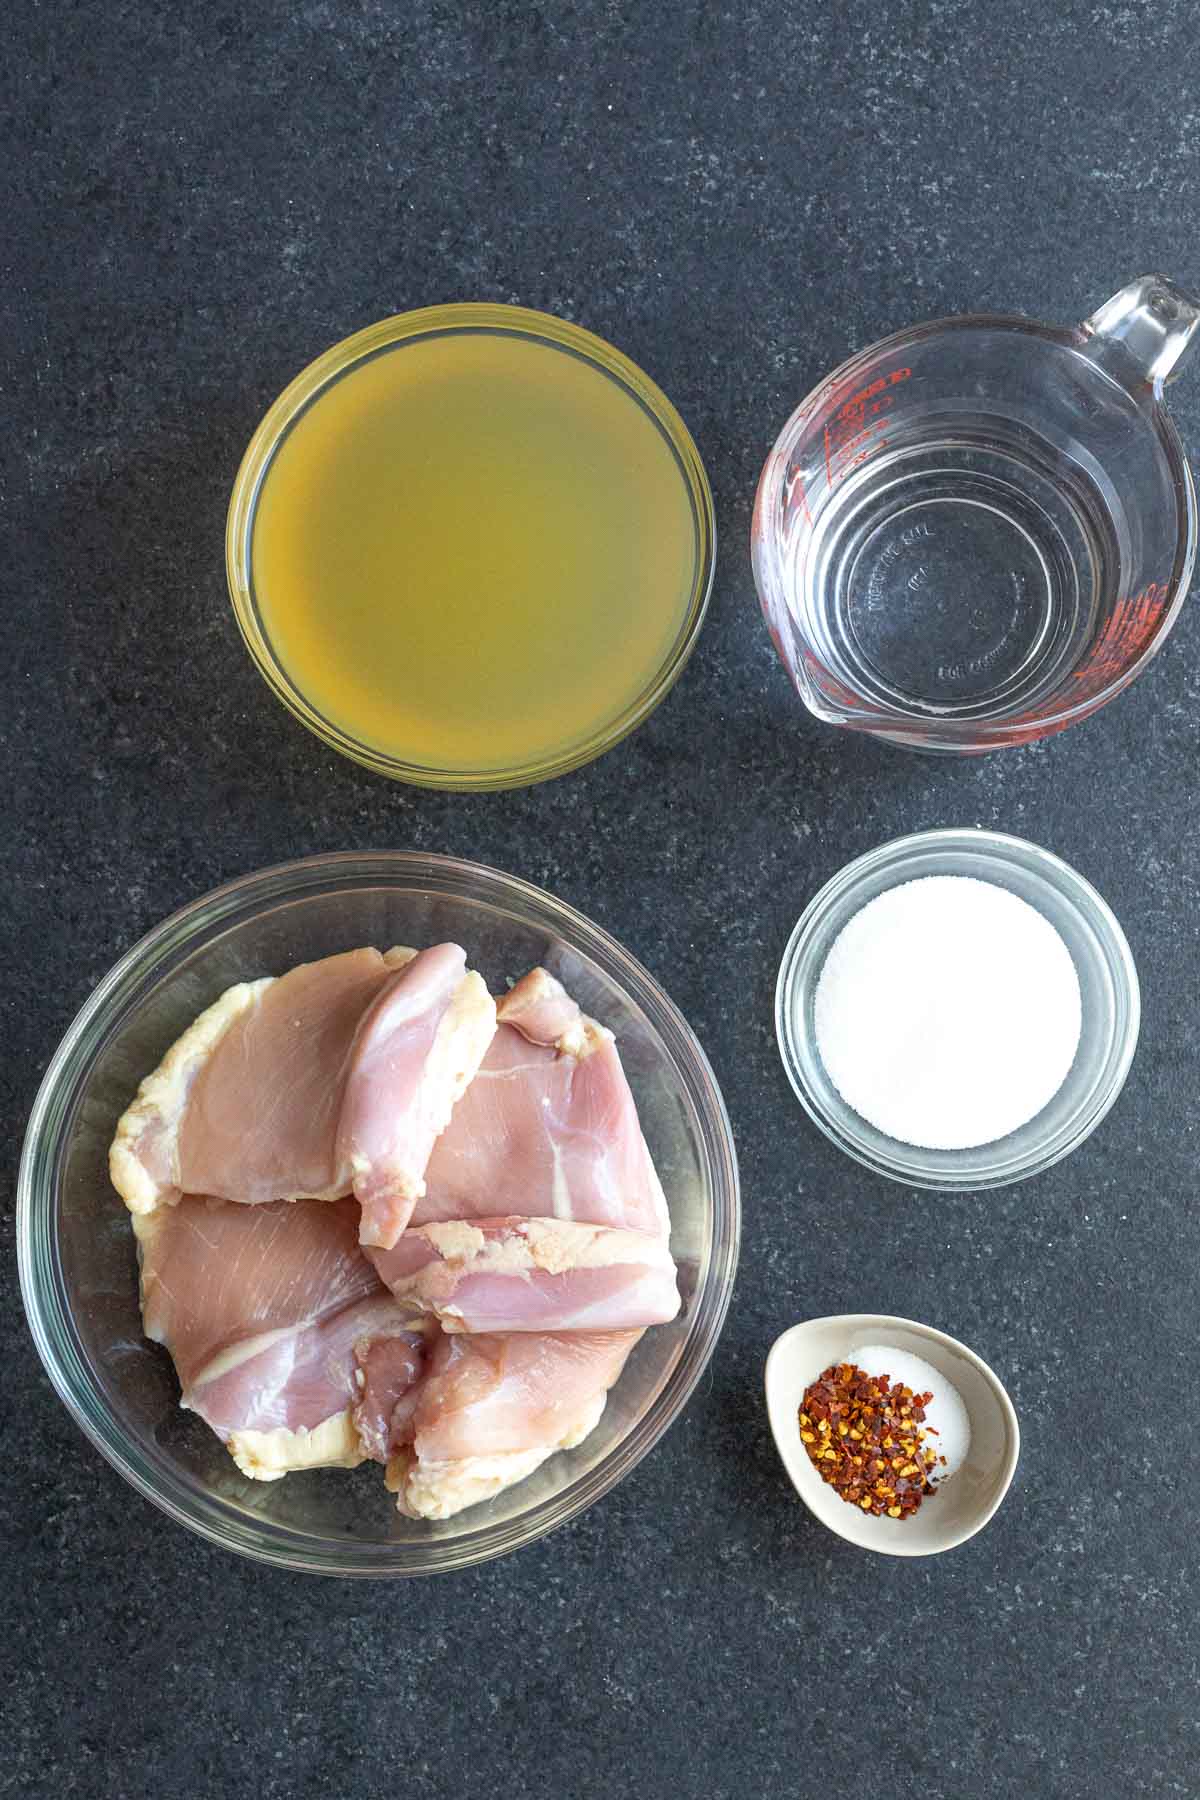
<box><xmin>776</xmin><ymin>829</ymin><xmax>1140</xmax><ymax>1190</ymax></box>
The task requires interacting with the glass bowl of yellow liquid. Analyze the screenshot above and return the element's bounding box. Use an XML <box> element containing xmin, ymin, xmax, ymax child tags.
<box><xmin>226</xmin><ymin>304</ymin><xmax>716</xmax><ymax>788</ymax></box>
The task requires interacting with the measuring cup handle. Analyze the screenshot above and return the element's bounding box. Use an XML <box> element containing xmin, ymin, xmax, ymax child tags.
<box><xmin>1083</xmin><ymin>275</ymin><xmax>1200</xmax><ymax>390</ymax></box>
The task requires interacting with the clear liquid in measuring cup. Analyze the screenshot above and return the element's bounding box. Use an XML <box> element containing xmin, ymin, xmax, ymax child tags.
<box><xmin>756</xmin><ymin>289</ymin><xmax>1197</xmax><ymax>752</ymax></box>
<box><xmin>798</xmin><ymin>415</ymin><xmax>1118</xmax><ymax>720</ymax></box>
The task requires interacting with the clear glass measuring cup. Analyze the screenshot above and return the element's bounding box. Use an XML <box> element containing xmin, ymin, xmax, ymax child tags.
<box><xmin>752</xmin><ymin>276</ymin><xmax>1199</xmax><ymax>751</ymax></box>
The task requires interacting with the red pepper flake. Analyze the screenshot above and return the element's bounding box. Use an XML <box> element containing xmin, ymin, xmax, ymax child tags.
<box><xmin>799</xmin><ymin>1362</ymin><xmax>945</xmax><ymax>1520</ymax></box>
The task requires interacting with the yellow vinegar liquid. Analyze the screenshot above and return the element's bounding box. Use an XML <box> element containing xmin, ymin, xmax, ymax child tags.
<box><xmin>250</xmin><ymin>329</ymin><xmax>703</xmax><ymax>777</ymax></box>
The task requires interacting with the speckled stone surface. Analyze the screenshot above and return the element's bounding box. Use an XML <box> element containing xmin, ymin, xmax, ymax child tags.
<box><xmin>5</xmin><ymin>2</ymin><xmax>1200</xmax><ymax>1795</ymax></box>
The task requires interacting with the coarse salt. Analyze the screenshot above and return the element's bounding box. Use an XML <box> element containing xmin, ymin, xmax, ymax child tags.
<box><xmin>813</xmin><ymin>875</ymin><xmax>1081</xmax><ymax>1150</ymax></box>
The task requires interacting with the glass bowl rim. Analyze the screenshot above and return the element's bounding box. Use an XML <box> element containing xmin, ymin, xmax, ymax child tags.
<box><xmin>18</xmin><ymin>850</ymin><xmax>741</xmax><ymax>1575</ymax></box>
<box><xmin>774</xmin><ymin>827</ymin><xmax>1141</xmax><ymax>1191</ymax></box>
<box><xmin>225</xmin><ymin>302</ymin><xmax>718</xmax><ymax>790</ymax></box>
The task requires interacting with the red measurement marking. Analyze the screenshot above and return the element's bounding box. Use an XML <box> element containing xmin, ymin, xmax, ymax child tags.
<box><xmin>1001</xmin><ymin>579</ymin><xmax>1170</xmax><ymax>743</ymax></box>
<box><xmin>834</xmin><ymin>423</ymin><xmax>875</xmax><ymax>456</ymax></box>
<box><xmin>808</xmin><ymin>665</ymin><xmax>862</xmax><ymax>711</ymax></box>
<box><xmin>994</xmin><ymin>714</ymin><xmax>1077</xmax><ymax>747</ymax></box>
<box><xmin>785</xmin><ymin>466</ymin><xmax>814</xmax><ymax>530</ymax></box>
<box><xmin>835</xmin><ymin>368</ymin><xmax>911</xmax><ymax>422</ymax></box>
<box><xmin>820</xmin><ymin>367</ymin><xmax>911</xmax><ymax>490</ymax></box>
<box><xmin>842</xmin><ymin>439</ymin><xmax>887</xmax><ymax>475</ymax></box>
<box><xmin>1069</xmin><ymin>583</ymin><xmax>1167</xmax><ymax>699</ymax></box>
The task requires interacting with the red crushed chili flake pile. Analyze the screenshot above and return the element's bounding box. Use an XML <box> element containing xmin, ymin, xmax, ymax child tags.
<box><xmin>799</xmin><ymin>1362</ymin><xmax>947</xmax><ymax>1519</ymax></box>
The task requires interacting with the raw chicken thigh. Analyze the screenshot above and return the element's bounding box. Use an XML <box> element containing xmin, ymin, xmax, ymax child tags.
<box><xmin>111</xmin><ymin>947</ymin><xmax>405</xmax><ymax>1213</ymax></box>
<box><xmin>134</xmin><ymin>1194</ymin><xmax>428</xmax><ymax>1478</ymax></box>
<box><xmin>113</xmin><ymin>946</ymin><xmax>679</xmax><ymax>1523</ymax></box>
<box><xmin>369</xmin><ymin>1216</ymin><xmax>680</xmax><ymax>1333</ymax></box>
<box><xmin>110</xmin><ymin>943</ymin><xmax>495</xmax><ymax>1248</ymax></box>
<box><xmin>338</xmin><ymin>943</ymin><xmax>497</xmax><ymax>1249</ymax></box>
<box><xmin>358</xmin><ymin>1327</ymin><xmax>642</xmax><ymax>1519</ymax></box>
<box><xmin>414</xmin><ymin>968</ymin><xmax>670</xmax><ymax>1239</ymax></box>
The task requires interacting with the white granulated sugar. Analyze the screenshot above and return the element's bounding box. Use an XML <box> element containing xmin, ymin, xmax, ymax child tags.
<box><xmin>852</xmin><ymin>1345</ymin><xmax>971</xmax><ymax>1481</ymax></box>
<box><xmin>813</xmin><ymin>875</ymin><xmax>1081</xmax><ymax>1150</ymax></box>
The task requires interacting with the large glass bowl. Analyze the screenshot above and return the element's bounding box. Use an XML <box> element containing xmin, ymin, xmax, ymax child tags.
<box><xmin>18</xmin><ymin>854</ymin><xmax>740</xmax><ymax>1575</ymax></box>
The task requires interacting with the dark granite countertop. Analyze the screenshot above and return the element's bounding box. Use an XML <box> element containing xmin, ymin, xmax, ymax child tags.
<box><xmin>5</xmin><ymin>3</ymin><xmax>1200</xmax><ymax>1795</ymax></box>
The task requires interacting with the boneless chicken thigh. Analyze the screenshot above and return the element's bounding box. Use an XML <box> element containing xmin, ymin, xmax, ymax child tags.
<box><xmin>111</xmin><ymin>947</ymin><xmax>401</xmax><ymax>1214</ymax></box>
<box><xmin>337</xmin><ymin>942</ymin><xmax>497</xmax><ymax>1249</ymax></box>
<box><xmin>413</xmin><ymin>968</ymin><xmax>670</xmax><ymax>1239</ymax></box>
<box><xmin>110</xmin><ymin>944</ymin><xmax>495</xmax><ymax>1248</ymax></box>
<box><xmin>368</xmin><ymin>1216</ymin><xmax>680</xmax><ymax>1334</ymax></box>
<box><xmin>356</xmin><ymin>1327</ymin><xmax>642</xmax><ymax>1519</ymax></box>
<box><xmin>134</xmin><ymin>1195</ymin><xmax>429</xmax><ymax>1478</ymax></box>
<box><xmin>111</xmin><ymin>946</ymin><xmax>679</xmax><ymax>1521</ymax></box>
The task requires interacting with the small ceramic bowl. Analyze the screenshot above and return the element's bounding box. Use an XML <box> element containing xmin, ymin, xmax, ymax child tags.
<box><xmin>764</xmin><ymin>1313</ymin><xmax>1019</xmax><ymax>1556</ymax></box>
<box><xmin>775</xmin><ymin>828</ymin><xmax>1140</xmax><ymax>1190</ymax></box>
